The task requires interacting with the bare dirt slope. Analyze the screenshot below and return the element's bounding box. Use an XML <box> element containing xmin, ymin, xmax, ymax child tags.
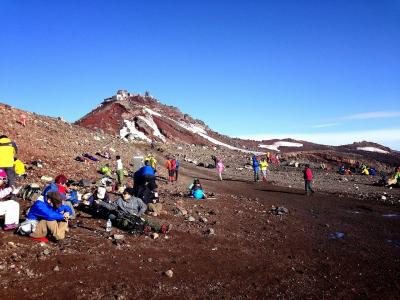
<box><xmin>0</xmin><ymin>103</ymin><xmax>399</xmax><ymax>299</ymax></box>
<box><xmin>0</xmin><ymin>163</ymin><xmax>399</xmax><ymax>299</ymax></box>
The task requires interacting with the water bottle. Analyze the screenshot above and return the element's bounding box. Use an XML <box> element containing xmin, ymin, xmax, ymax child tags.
<box><xmin>106</xmin><ymin>218</ymin><xmax>112</xmax><ymax>232</ymax></box>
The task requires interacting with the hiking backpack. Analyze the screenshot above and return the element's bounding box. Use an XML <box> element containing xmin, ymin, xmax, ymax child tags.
<box><xmin>21</xmin><ymin>183</ymin><xmax>42</xmax><ymax>201</ymax></box>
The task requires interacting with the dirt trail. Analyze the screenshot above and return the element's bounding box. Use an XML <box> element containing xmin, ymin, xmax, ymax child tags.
<box><xmin>0</xmin><ymin>161</ymin><xmax>399</xmax><ymax>299</ymax></box>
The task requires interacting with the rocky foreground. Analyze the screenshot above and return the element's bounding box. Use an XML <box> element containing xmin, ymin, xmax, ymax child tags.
<box><xmin>0</xmin><ymin>104</ymin><xmax>399</xmax><ymax>299</ymax></box>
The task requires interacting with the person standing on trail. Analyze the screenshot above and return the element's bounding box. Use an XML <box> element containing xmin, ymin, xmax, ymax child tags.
<box><xmin>0</xmin><ymin>135</ymin><xmax>18</xmax><ymax>187</ymax></box>
<box><xmin>116</xmin><ymin>155</ymin><xmax>124</xmax><ymax>188</ymax></box>
<box><xmin>216</xmin><ymin>160</ymin><xmax>225</xmax><ymax>181</ymax></box>
<box><xmin>166</xmin><ymin>157</ymin><xmax>176</xmax><ymax>183</ymax></box>
<box><xmin>260</xmin><ymin>158</ymin><xmax>269</xmax><ymax>182</ymax></box>
<box><xmin>174</xmin><ymin>158</ymin><xmax>180</xmax><ymax>182</ymax></box>
<box><xmin>303</xmin><ymin>164</ymin><xmax>315</xmax><ymax>196</ymax></box>
<box><xmin>19</xmin><ymin>113</ymin><xmax>27</xmax><ymax>126</ymax></box>
<box><xmin>251</xmin><ymin>155</ymin><xmax>260</xmax><ymax>182</ymax></box>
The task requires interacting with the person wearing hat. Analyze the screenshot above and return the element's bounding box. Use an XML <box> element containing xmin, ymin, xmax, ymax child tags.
<box><xmin>0</xmin><ymin>169</ymin><xmax>20</xmax><ymax>231</ymax></box>
<box><xmin>27</xmin><ymin>191</ymin><xmax>72</xmax><ymax>240</ymax></box>
<box><xmin>42</xmin><ymin>174</ymin><xmax>77</xmax><ymax>219</ymax></box>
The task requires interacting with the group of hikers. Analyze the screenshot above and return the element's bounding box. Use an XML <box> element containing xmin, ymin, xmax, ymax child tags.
<box><xmin>1</xmin><ymin>132</ymin><xmax>399</xmax><ymax>242</ymax></box>
<box><xmin>338</xmin><ymin>162</ymin><xmax>377</xmax><ymax>176</ymax></box>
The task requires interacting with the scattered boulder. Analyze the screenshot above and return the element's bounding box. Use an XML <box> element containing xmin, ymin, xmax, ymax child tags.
<box><xmin>187</xmin><ymin>216</ymin><xmax>195</xmax><ymax>222</ymax></box>
<box><xmin>270</xmin><ymin>206</ymin><xmax>289</xmax><ymax>215</ymax></box>
<box><xmin>164</xmin><ymin>269</ymin><xmax>174</xmax><ymax>278</ymax></box>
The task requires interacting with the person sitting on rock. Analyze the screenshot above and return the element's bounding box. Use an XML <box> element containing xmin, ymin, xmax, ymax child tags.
<box><xmin>66</xmin><ymin>180</ymin><xmax>80</xmax><ymax>207</ymax></box>
<box><xmin>42</xmin><ymin>174</ymin><xmax>76</xmax><ymax>220</ymax></box>
<box><xmin>97</xmin><ymin>187</ymin><xmax>170</xmax><ymax>233</ymax></box>
<box><xmin>27</xmin><ymin>191</ymin><xmax>72</xmax><ymax>241</ymax></box>
<box><xmin>189</xmin><ymin>178</ymin><xmax>207</xmax><ymax>200</ymax></box>
<box><xmin>14</xmin><ymin>158</ymin><xmax>26</xmax><ymax>178</ymax></box>
<box><xmin>387</xmin><ymin>166</ymin><xmax>400</xmax><ymax>186</ymax></box>
<box><xmin>0</xmin><ymin>169</ymin><xmax>20</xmax><ymax>231</ymax></box>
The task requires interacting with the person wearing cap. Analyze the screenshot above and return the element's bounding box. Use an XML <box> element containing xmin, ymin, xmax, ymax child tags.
<box><xmin>0</xmin><ymin>169</ymin><xmax>20</xmax><ymax>231</ymax></box>
<box><xmin>0</xmin><ymin>135</ymin><xmax>18</xmax><ymax>187</ymax></box>
<box><xmin>42</xmin><ymin>174</ymin><xmax>76</xmax><ymax>219</ymax></box>
<box><xmin>27</xmin><ymin>191</ymin><xmax>72</xmax><ymax>240</ymax></box>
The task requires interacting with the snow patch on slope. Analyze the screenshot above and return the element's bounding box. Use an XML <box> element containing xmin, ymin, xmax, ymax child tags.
<box><xmin>259</xmin><ymin>141</ymin><xmax>303</xmax><ymax>152</ymax></box>
<box><xmin>357</xmin><ymin>147</ymin><xmax>389</xmax><ymax>154</ymax></box>
<box><xmin>120</xmin><ymin>120</ymin><xmax>151</xmax><ymax>142</ymax></box>
<box><xmin>143</xmin><ymin>107</ymin><xmax>161</xmax><ymax>117</ymax></box>
<box><xmin>172</xmin><ymin>120</ymin><xmax>263</xmax><ymax>154</ymax></box>
<box><xmin>137</xmin><ymin>114</ymin><xmax>166</xmax><ymax>142</ymax></box>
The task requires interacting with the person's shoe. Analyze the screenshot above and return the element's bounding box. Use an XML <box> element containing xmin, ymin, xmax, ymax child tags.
<box><xmin>3</xmin><ymin>224</ymin><xmax>18</xmax><ymax>231</ymax></box>
<box><xmin>160</xmin><ymin>223</ymin><xmax>172</xmax><ymax>234</ymax></box>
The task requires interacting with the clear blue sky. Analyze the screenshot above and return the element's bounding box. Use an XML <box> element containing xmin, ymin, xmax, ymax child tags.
<box><xmin>1</xmin><ymin>0</ymin><xmax>399</xmax><ymax>148</ymax></box>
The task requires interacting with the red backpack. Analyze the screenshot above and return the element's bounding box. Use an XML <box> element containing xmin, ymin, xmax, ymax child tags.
<box><xmin>170</xmin><ymin>159</ymin><xmax>177</xmax><ymax>170</ymax></box>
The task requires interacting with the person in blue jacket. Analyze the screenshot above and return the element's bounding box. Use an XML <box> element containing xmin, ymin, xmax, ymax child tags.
<box><xmin>133</xmin><ymin>160</ymin><xmax>158</xmax><ymax>204</ymax></box>
<box><xmin>27</xmin><ymin>191</ymin><xmax>72</xmax><ymax>241</ymax></box>
<box><xmin>252</xmin><ymin>155</ymin><xmax>260</xmax><ymax>182</ymax></box>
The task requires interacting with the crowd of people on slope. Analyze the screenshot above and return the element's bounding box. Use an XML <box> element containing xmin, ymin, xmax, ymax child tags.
<box><xmin>1</xmin><ymin>130</ymin><xmax>399</xmax><ymax>243</ymax></box>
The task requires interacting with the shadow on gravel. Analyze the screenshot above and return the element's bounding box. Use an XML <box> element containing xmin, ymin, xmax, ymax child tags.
<box><xmin>255</xmin><ymin>188</ymin><xmax>305</xmax><ymax>196</ymax></box>
<box><xmin>196</xmin><ymin>176</ymin><xmax>251</xmax><ymax>183</ymax></box>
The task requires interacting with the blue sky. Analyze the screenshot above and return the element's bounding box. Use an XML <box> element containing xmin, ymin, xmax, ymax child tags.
<box><xmin>1</xmin><ymin>0</ymin><xmax>399</xmax><ymax>148</ymax></box>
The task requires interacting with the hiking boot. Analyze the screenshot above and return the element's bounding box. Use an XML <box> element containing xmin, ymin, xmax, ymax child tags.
<box><xmin>160</xmin><ymin>223</ymin><xmax>172</xmax><ymax>234</ymax></box>
<box><xmin>3</xmin><ymin>224</ymin><xmax>18</xmax><ymax>231</ymax></box>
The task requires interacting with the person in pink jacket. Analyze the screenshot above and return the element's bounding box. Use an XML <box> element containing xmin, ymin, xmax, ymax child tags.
<box><xmin>216</xmin><ymin>160</ymin><xmax>225</xmax><ymax>181</ymax></box>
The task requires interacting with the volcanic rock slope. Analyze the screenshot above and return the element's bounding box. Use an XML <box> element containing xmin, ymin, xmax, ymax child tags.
<box><xmin>75</xmin><ymin>90</ymin><xmax>400</xmax><ymax>167</ymax></box>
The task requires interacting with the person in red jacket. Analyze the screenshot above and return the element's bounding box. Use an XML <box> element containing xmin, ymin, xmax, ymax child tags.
<box><xmin>303</xmin><ymin>164</ymin><xmax>315</xmax><ymax>196</ymax></box>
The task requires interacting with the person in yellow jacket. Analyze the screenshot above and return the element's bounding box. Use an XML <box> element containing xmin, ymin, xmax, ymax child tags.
<box><xmin>361</xmin><ymin>167</ymin><xmax>369</xmax><ymax>176</ymax></box>
<box><xmin>14</xmin><ymin>158</ymin><xmax>26</xmax><ymax>177</ymax></box>
<box><xmin>145</xmin><ymin>154</ymin><xmax>157</xmax><ymax>172</ymax></box>
<box><xmin>260</xmin><ymin>158</ymin><xmax>269</xmax><ymax>182</ymax></box>
<box><xmin>0</xmin><ymin>135</ymin><xmax>18</xmax><ymax>187</ymax></box>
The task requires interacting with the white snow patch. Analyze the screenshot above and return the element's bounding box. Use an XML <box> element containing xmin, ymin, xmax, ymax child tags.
<box><xmin>143</xmin><ymin>107</ymin><xmax>161</xmax><ymax>117</ymax></box>
<box><xmin>172</xmin><ymin>120</ymin><xmax>263</xmax><ymax>154</ymax></box>
<box><xmin>356</xmin><ymin>147</ymin><xmax>389</xmax><ymax>154</ymax></box>
<box><xmin>259</xmin><ymin>141</ymin><xmax>303</xmax><ymax>152</ymax></box>
<box><xmin>137</xmin><ymin>115</ymin><xmax>166</xmax><ymax>142</ymax></box>
<box><xmin>120</xmin><ymin>120</ymin><xmax>151</xmax><ymax>142</ymax></box>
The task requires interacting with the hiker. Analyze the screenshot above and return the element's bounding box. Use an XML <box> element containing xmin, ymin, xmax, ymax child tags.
<box><xmin>27</xmin><ymin>191</ymin><xmax>72</xmax><ymax>241</ymax></box>
<box><xmin>42</xmin><ymin>174</ymin><xmax>76</xmax><ymax>220</ymax></box>
<box><xmin>260</xmin><ymin>158</ymin><xmax>268</xmax><ymax>182</ymax></box>
<box><xmin>116</xmin><ymin>155</ymin><xmax>125</xmax><ymax>188</ymax></box>
<box><xmin>19</xmin><ymin>113</ymin><xmax>27</xmax><ymax>126</ymax></box>
<box><xmin>14</xmin><ymin>158</ymin><xmax>26</xmax><ymax>178</ymax></box>
<box><xmin>189</xmin><ymin>178</ymin><xmax>207</xmax><ymax>199</ymax></box>
<box><xmin>216</xmin><ymin>160</ymin><xmax>225</xmax><ymax>181</ymax></box>
<box><xmin>166</xmin><ymin>157</ymin><xmax>176</xmax><ymax>183</ymax></box>
<box><xmin>99</xmin><ymin>188</ymin><xmax>170</xmax><ymax>234</ymax></box>
<box><xmin>66</xmin><ymin>180</ymin><xmax>80</xmax><ymax>207</ymax></box>
<box><xmin>303</xmin><ymin>164</ymin><xmax>315</xmax><ymax>196</ymax></box>
<box><xmin>145</xmin><ymin>154</ymin><xmax>157</xmax><ymax>172</ymax></box>
<box><xmin>133</xmin><ymin>161</ymin><xmax>157</xmax><ymax>204</ymax></box>
<box><xmin>100</xmin><ymin>164</ymin><xmax>112</xmax><ymax>177</ymax></box>
<box><xmin>387</xmin><ymin>167</ymin><xmax>400</xmax><ymax>186</ymax></box>
<box><xmin>361</xmin><ymin>166</ymin><xmax>370</xmax><ymax>176</ymax></box>
<box><xmin>175</xmin><ymin>158</ymin><xmax>180</xmax><ymax>182</ymax></box>
<box><xmin>0</xmin><ymin>169</ymin><xmax>20</xmax><ymax>231</ymax></box>
<box><xmin>251</xmin><ymin>155</ymin><xmax>260</xmax><ymax>182</ymax></box>
<box><xmin>0</xmin><ymin>135</ymin><xmax>18</xmax><ymax>187</ymax></box>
